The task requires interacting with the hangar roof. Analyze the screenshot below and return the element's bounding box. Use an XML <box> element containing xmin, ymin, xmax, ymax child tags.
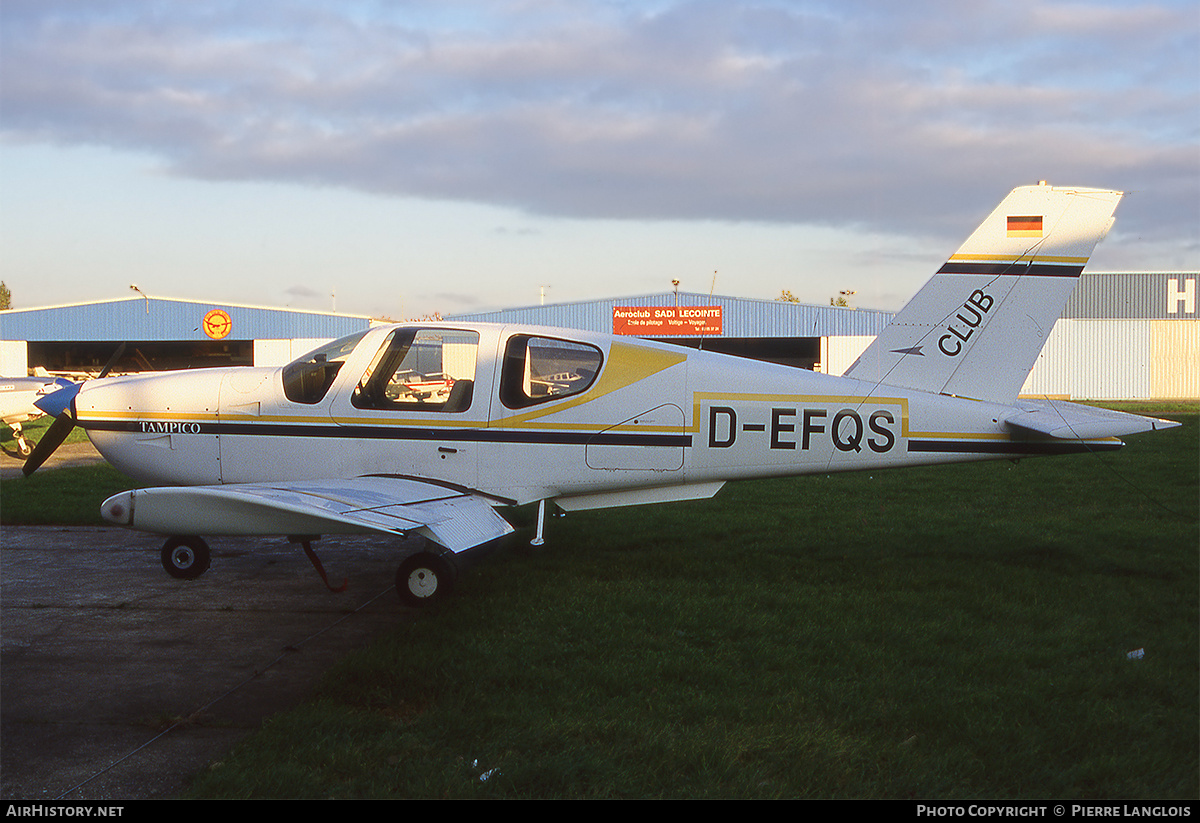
<box><xmin>4</xmin><ymin>272</ymin><xmax>1188</xmax><ymax>345</ymax></box>
<box><xmin>450</xmin><ymin>273</ymin><xmax>1198</xmax><ymax>336</ymax></box>
<box><xmin>0</xmin><ymin>296</ymin><xmax>374</xmax><ymax>342</ymax></box>
<box><xmin>449</xmin><ymin>291</ymin><xmax>894</xmax><ymax>337</ymax></box>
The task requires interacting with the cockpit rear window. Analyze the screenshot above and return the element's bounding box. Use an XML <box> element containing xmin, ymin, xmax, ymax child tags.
<box><xmin>499</xmin><ymin>335</ymin><xmax>602</xmax><ymax>409</ymax></box>
<box><xmin>282</xmin><ymin>330</ymin><xmax>370</xmax><ymax>405</ymax></box>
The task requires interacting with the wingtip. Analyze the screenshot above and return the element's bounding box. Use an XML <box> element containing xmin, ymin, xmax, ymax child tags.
<box><xmin>100</xmin><ymin>491</ymin><xmax>134</xmax><ymax>525</ymax></box>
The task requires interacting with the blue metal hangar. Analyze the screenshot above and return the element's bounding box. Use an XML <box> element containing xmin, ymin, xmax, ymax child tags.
<box><xmin>450</xmin><ymin>272</ymin><xmax>1198</xmax><ymax>401</ymax></box>
<box><xmin>450</xmin><ymin>290</ymin><xmax>894</xmax><ymax>374</ymax></box>
<box><xmin>0</xmin><ymin>296</ymin><xmax>373</xmax><ymax>377</ymax></box>
<box><xmin>1</xmin><ymin>272</ymin><xmax>1195</xmax><ymax>401</ymax></box>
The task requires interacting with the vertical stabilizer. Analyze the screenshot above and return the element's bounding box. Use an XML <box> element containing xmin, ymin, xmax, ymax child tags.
<box><xmin>843</xmin><ymin>184</ymin><xmax>1122</xmax><ymax>403</ymax></box>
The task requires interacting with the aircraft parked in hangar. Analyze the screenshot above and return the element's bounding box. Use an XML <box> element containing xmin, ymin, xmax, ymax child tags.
<box><xmin>23</xmin><ymin>184</ymin><xmax>1180</xmax><ymax>606</ymax></box>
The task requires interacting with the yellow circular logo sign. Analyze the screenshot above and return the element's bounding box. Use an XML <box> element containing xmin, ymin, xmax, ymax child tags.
<box><xmin>203</xmin><ymin>309</ymin><xmax>233</xmax><ymax>340</ymax></box>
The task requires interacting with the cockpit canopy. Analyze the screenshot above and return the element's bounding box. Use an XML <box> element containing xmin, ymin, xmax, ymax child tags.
<box><xmin>281</xmin><ymin>325</ymin><xmax>605</xmax><ymax>411</ymax></box>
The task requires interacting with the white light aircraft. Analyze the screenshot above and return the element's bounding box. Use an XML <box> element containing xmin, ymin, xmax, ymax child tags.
<box><xmin>24</xmin><ymin>184</ymin><xmax>1180</xmax><ymax>606</ymax></box>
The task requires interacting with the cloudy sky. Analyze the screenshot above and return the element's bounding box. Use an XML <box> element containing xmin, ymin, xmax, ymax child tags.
<box><xmin>2</xmin><ymin>0</ymin><xmax>1197</xmax><ymax>320</ymax></box>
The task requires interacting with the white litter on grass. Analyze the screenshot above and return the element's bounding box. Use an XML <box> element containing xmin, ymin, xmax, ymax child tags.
<box><xmin>1127</xmin><ymin>648</ymin><xmax>1145</xmax><ymax>660</ymax></box>
<box><xmin>472</xmin><ymin>759</ymin><xmax>501</xmax><ymax>782</ymax></box>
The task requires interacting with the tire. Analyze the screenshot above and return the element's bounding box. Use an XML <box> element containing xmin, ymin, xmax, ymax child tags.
<box><xmin>395</xmin><ymin>551</ymin><xmax>455</xmax><ymax>607</ymax></box>
<box><xmin>161</xmin><ymin>536</ymin><xmax>211</xmax><ymax>580</ymax></box>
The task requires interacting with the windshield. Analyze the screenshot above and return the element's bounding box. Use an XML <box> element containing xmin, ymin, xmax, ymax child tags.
<box><xmin>282</xmin><ymin>330</ymin><xmax>371</xmax><ymax>405</ymax></box>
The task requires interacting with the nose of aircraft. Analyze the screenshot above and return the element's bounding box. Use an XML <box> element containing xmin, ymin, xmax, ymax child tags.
<box><xmin>32</xmin><ymin>382</ymin><xmax>80</xmax><ymax>418</ymax></box>
<box><xmin>72</xmin><ymin>366</ymin><xmax>247</xmax><ymax>485</ymax></box>
<box><xmin>24</xmin><ymin>364</ymin><xmax>230</xmax><ymax>480</ymax></box>
<box><xmin>23</xmin><ymin>343</ymin><xmax>127</xmax><ymax>477</ymax></box>
<box><xmin>22</xmin><ymin>383</ymin><xmax>84</xmax><ymax>476</ymax></box>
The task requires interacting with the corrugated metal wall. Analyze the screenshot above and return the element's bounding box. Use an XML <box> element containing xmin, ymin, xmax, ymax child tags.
<box><xmin>451</xmin><ymin>291</ymin><xmax>894</xmax><ymax>338</ymax></box>
<box><xmin>822</xmin><ymin>336</ymin><xmax>875</xmax><ymax>375</ymax></box>
<box><xmin>1063</xmin><ymin>272</ymin><xmax>1198</xmax><ymax>320</ymax></box>
<box><xmin>1022</xmin><ymin>319</ymin><xmax>1198</xmax><ymax>400</ymax></box>
<box><xmin>1151</xmin><ymin>320</ymin><xmax>1199</xmax><ymax>398</ymax></box>
<box><xmin>0</xmin><ymin>297</ymin><xmax>372</xmax><ymax>342</ymax></box>
<box><xmin>1021</xmin><ymin>274</ymin><xmax>1198</xmax><ymax>400</ymax></box>
<box><xmin>1023</xmin><ymin>321</ymin><xmax>1151</xmax><ymax>399</ymax></box>
<box><xmin>4</xmin><ymin>276</ymin><xmax>1194</xmax><ymax>398</ymax></box>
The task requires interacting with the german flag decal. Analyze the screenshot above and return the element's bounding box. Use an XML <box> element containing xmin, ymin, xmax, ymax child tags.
<box><xmin>1007</xmin><ymin>215</ymin><xmax>1043</xmax><ymax>238</ymax></box>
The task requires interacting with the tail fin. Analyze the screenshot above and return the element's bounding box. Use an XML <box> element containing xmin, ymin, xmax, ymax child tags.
<box><xmin>843</xmin><ymin>183</ymin><xmax>1122</xmax><ymax>403</ymax></box>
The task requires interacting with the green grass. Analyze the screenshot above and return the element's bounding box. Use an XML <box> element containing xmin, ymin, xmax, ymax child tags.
<box><xmin>185</xmin><ymin>409</ymin><xmax>1196</xmax><ymax>799</ymax></box>
<box><xmin>4</xmin><ymin>407</ymin><xmax>1197</xmax><ymax>798</ymax></box>
<box><xmin>0</xmin><ymin>414</ymin><xmax>92</xmax><ymax>450</ymax></box>
<box><xmin>1</xmin><ymin>463</ymin><xmax>142</xmax><ymax>524</ymax></box>
<box><xmin>1</xmin><ymin>418</ymin><xmax>145</xmax><ymax>524</ymax></box>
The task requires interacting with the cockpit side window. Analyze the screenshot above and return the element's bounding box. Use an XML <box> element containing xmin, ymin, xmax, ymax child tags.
<box><xmin>500</xmin><ymin>335</ymin><xmax>602</xmax><ymax>409</ymax></box>
<box><xmin>352</xmin><ymin>329</ymin><xmax>479</xmax><ymax>413</ymax></box>
<box><xmin>282</xmin><ymin>330</ymin><xmax>370</xmax><ymax>405</ymax></box>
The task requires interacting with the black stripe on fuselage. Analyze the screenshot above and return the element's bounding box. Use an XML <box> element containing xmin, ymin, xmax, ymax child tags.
<box><xmin>80</xmin><ymin>419</ymin><xmax>693</xmax><ymax>448</ymax></box>
<box><xmin>81</xmin><ymin>419</ymin><xmax>1120</xmax><ymax>455</ymax></box>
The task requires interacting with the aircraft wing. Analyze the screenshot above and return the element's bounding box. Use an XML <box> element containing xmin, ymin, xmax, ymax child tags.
<box><xmin>1004</xmin><ymin>399</ymin><xmax>1181</xmax><ymax>440</ymax></box>
<box><xmin>101</xmin><ymin>476</ymin><xmax>515</xmax><ymax>553</ymax></box>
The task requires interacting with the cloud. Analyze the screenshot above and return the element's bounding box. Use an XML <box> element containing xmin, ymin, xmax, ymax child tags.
<box><xmin>2</xmin><ymin>0</ymin><xmax>1197</xmax><ymax>249</ymax></box>
<box><xmin>284</xmin><ymin>284</ymin><xmax>323</xmax><ymax>299</ymax></box>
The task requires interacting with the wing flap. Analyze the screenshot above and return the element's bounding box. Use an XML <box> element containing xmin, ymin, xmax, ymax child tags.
<box><xmin>555</xmin><ymin>481</ymin><xmax>725</xmax><ymax>512</ymax></box>
<box><xmin>101</xmin><ymin>475</ymin><xmax>514</xmax><ymax>553</ymax></box>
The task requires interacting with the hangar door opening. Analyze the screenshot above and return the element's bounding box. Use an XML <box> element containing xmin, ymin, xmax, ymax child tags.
<box><xmin>651</xmin><ymin>336</ymin><xmax>821</xmax><ymax>370</ymax></box>
<box><xmin>27</xmin><ymin>340</ymin><xmax>254</xmax><ymax>374</ymax></box>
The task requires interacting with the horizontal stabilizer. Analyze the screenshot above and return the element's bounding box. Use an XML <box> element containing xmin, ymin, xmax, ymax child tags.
<box><xmin>1004</xmin><ymin>400</ymin><xmax>1181</xmax><ymax>440</ymax></box>
<box><xmin>101</xmin><ymin>475</ymin><xmax>514</xmax><ymax>553</ymax></box>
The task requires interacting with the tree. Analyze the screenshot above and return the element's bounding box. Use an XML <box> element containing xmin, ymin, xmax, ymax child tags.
<box><xmin>778</xmin><ymin>288</ymin><xmax>856</xmax><ymax>308</ymax></box>
<box><xmin>830</xmin><ymin>289</ymin><xmax>855</xmax><ymax>308</ymax></box>
<box><xmin>0</xmin><ymin>281</ymin><xmax>10</xmax><ymax>310</ymax></box>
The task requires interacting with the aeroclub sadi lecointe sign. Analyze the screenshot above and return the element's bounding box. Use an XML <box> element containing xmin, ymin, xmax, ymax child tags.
<box><xmin>612</xmin><ymin>305</ymin><xmax>722</xmax><ymax>336</ymax></box>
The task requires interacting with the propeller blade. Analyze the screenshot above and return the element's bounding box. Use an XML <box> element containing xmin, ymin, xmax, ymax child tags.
<box><xmin>22</xmin><ymin>413</ymin><xmax>77</xmax><ymax>477</ymax></box>
<box><xmin>33</xmin><ymin>382</ymin><xmax>80</xmax><ymax>417</ymax></box>
<box><xmin>22</xmin><ymin>343</ymin><xmax>125</xmax><ymax>477</ymax></box>
<box><xmin>97</xmin><ymin>342</ymin><xmax>126</xmax><ymax>379</ymax></box>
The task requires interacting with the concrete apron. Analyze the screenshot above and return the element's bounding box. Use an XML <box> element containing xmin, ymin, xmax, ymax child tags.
<box><xmin>1</xmin><ymin>525</ymin><xmax>420</xmax><ymax>800</ymax></box>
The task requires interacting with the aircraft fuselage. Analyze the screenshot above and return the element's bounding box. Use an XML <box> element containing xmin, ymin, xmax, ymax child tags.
<box><xmin>74</xmin><ymin>321</ymin><xmax>1110</xmax><ymax>509</ymax></box>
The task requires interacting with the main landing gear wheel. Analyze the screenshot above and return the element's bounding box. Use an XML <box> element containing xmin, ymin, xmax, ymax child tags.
<box><xmin>161</xmin><ymin>536</ymin><xmax>211</xmax><ymax>580</ymax></box>
<box><xmin>395</xmin><ymin>551</ymin><xmax>456</xmax><ymax>608</ymax></box>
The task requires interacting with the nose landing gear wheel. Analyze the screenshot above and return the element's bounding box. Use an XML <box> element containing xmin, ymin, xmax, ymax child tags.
<box><xmin>161</xmin><ymin>536</ymin><xmax>211</xmax><ymax>580</ymax></box>
<box><xmin>396</xmin><ymin>551</ymin><xmax>455</xmax><ymax>608</ymax></box>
